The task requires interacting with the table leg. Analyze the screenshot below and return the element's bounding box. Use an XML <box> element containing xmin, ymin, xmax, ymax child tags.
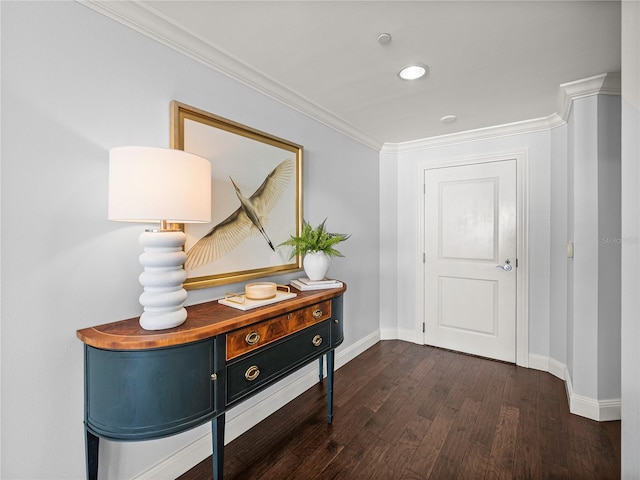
<box><xmin>85</xmin><ymin>429</ymin><xmax>99</xmax><ymax>480</ymax></box>
<box><xmin>326</xmin><ymin>350</ymin><xmax>335</xmax><ymax>424</ymax></box>
<box><xmin>212</xmin><ymin>413</ymin><xmax>225</xmax><ymax>480</ymax></box>
<box><xmin>318</xmin><ymin>355</ymin><xmax>324</xmax><ymax>383</ymax></box>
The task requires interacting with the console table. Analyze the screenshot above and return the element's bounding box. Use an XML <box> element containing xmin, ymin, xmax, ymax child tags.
<box><xmin>76</xmin><ymin>284</ymin><xmax>346</xmax><ymax>480</ymax></box>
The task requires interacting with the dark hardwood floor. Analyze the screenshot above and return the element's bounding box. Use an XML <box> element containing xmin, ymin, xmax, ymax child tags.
<box><xmin>179</xmin><ymin>340</ymin><xmax>621</xmax><ymax>480</ymax></box>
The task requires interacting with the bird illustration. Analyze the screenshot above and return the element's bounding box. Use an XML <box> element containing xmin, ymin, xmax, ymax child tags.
<box><xmin>185</xmin><ymin>158</ymin><xmax>295</xmax><ymax>270</ymax></box>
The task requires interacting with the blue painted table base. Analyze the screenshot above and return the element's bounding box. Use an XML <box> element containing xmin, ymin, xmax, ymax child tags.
<box><xmin>84</xmin><ymin>353</ymin><xmax>337</xmax><ymax>480</ymax></box>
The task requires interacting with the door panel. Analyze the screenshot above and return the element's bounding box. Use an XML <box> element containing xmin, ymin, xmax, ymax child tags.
<box><xmin>424</xmin><ymin>160</ymin><xmax>516</xmax><ymax>362</ymax></box>
<box><xmin>440</xmin><ymin>178</ymin><xmax>497</xmax><ymax>260</ymax></box>
<box><xmin>439</xmin><ymin>276</ymin><xmax>497</xmax><ymax>335</ymax></box>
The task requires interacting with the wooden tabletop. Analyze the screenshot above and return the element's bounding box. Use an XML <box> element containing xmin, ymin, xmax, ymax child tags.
<box><xmin>77</xmin><ymin>284</ymin><xmax>346</xmax><ymax>351</ymax></box>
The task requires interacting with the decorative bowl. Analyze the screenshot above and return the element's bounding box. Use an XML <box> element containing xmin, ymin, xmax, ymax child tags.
<box><xmin>245</xmin><ymin>282</ymin><xmax>277</xmax><ymax>300</ymax></box>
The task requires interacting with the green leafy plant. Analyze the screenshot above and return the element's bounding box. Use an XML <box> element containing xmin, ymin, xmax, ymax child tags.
<box><xmin>279</xmin><ymin>219</ymin><xmax>350</xmax><ymax>259</ymax></box>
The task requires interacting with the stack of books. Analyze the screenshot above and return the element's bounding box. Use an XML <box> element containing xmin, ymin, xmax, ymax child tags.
<box><xmin>290</xmin><ymin>277</ymin><xmax>343</xmax><ymax>291</ymax></box>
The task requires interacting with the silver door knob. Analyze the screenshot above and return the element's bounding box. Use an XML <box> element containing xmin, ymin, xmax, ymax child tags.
<box><xmin>496</xmin><ymin>259</ymin><xmax>513</xmax><ymax>272</ymax></box>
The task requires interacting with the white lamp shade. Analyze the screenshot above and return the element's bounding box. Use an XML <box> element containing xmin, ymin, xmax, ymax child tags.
<box><xmin>108</xmin><ymin>146</ymin><xmax>211</xmax><ymax>223</ymax></box>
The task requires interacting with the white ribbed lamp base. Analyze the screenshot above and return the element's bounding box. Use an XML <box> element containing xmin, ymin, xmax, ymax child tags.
<box><xmin>138</xmin><ymin>230</ymin><xmax>188</xmax><ymax>330</ymax></box>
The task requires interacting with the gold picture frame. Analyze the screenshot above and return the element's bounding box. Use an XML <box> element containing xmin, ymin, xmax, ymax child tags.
<box><xmin>170</xmin><ymin>101</ymin><xmax>303</xmax><ymax>290</ymax></box>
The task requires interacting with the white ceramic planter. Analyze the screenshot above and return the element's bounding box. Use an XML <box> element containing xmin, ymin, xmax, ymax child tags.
<box><xmin>303</xmin><ymin>251</ymin><xmax>331</xmax><ymax>281</ymax></box>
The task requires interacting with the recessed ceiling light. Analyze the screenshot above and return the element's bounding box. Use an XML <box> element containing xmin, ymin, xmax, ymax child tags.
<box><xmin>377</xmin><ymin>33</ymin><xmax>392</xmax><ymax>45</ymax></box>
<box><xmin>441</xmin><ymin>115</ymin><xmax>457</xmax><ymax>124</ymax></box>
<box><xmin>398</xmin><ymin>64</ymin><xmax>428</xmax><ymax>81</ymax></box>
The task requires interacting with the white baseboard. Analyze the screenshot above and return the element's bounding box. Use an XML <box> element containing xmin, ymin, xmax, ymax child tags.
<box><xmin>133</xmin><ymin>330</ymin><xmax>381</xmax><ymax>480</ymax></box>
<box><xmin>528</xmin><ymin>353</ymin><xmax>566</xmax><ymax>380</ymax></box>
<box><xmin>529</xmin><ymin>353</ymin><xmax>621</xmax><ymax>422</ymax></box>
<box><xmin>132</xmin><ymin>432</ymin><xmax>212</xmax><ymax>480</ymax></box>
<box><xmin>379</xmin><ymin>327</ymin><xmax>397</xmax><ymax>340</ymax></box>
<box><xmin>380</xmin><ymin>327</ymin><xmax>418</xmax><ymax>343</ymax></box>
<box><xmin>564</xmin><ymin>370</ymin><xmax>622</xmax><ymax>422</ymax></box>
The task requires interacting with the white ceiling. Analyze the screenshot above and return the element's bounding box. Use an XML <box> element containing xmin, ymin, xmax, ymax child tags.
<box><xmin>89</xmin><ymin>0</ymin><xmax>621</xmax><ymax>148</ymax></box>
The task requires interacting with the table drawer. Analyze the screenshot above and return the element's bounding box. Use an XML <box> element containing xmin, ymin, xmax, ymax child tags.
<box><xmin>226</xmin><ymin>300</ymin><xmax>331</xmax><ymax>360</ymax></box>
<box><xmin>227</xmin><ymin>321</ymin><xmax>330</xmax><ymax>405</ymax></box>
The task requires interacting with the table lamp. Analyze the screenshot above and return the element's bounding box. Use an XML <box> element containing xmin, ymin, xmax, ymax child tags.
<box><xmin>108</xmin><ymin>146</ymin><xmax>211</xmax><ymax>330</ymax></box>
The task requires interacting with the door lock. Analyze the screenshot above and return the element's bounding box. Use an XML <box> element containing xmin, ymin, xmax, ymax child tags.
<box><xmin>496</xmin><ymin>259</ymin><xmax>513</xmax><ymax>272</ymax></box>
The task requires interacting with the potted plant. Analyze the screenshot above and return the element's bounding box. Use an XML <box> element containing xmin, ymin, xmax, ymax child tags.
<box><xmin>279</xmin><ymin>219</ymin><xmax>350</xmax><ymax>280</ymax></box>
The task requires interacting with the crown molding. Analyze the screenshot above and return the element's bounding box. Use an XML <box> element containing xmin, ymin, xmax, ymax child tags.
<box><xmin>557</xmin><ymin>72</ymin><xmax>621</xmax><ymax>121</ymax></box>
<box><xmin>381</xmin><ymin>113</ymin><xmax>564</xmax><ymax>154</ymax></box>
<box><xmin>79</xmin><ymin>0</ymin><xmax>383</xmax><ymax>151</ymax></box>
<box><xmin>383</xmin><ymin>72</ymin><xmax>621</xmax><ymax>154</ymax></box>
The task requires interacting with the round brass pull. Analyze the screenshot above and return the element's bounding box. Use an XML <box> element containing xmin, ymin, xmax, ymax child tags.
<box><xmin>245</xmin><ymin>365</ymin><xmax>260</xmax><ymax>381</ymax></box>
<box><xmin>312</xmin><ymin>335</ymin><xmax>323</xmax><ymax>347</ymax></box>
<box><xmin>245</xmin><ymin>331</ymin><xmax>260</xmax><ymax>345</ymax></box>
<box><xmin>313</xmin><ymin>309</ymin><xmax>323</xmax><ymax>319</ymax></box>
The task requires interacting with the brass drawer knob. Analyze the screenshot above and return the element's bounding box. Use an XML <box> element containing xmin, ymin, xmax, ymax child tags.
<box><xmin>313</xmin><ymin>308</ymin><xmax>323</xmax><ymax>319</ymax></box>
<box><xmin>245</xmin><ymin>331</ymin><xmax>261</xmax><ymax>345</ymax></box>
<box><xmin>245</xmin><ymin>365</ymin><xmax>260</xmax><ymax>381</ymax></box>
<box><xmin>312</xmin><ymin>335</ymin><xmax>323</xmax><ymax>347</ymax></box>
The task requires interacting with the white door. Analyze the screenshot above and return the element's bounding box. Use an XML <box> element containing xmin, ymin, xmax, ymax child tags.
<box><xmin>423</xmin><ymin>159</ymin><xmax>517</xmax><ymax>362</ymax></box>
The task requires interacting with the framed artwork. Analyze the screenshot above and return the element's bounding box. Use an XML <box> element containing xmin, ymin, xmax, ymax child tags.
<box><xmin>170</xmin><ymin>101</ymin><xmax>303</xmax><ymax>289</ymax></box>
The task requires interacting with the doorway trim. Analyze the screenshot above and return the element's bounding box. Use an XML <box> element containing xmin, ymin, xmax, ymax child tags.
<box><xmin>417</xmin><ymin>150</ymin><xmax>529</xmax><ymax>367</ymax></box>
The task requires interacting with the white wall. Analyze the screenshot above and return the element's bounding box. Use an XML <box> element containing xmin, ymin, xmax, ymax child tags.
<box><xmin>569</xmin><ymin>96</ymin><xmax>601</xmax><ymax>400</ymax></box>
<box><xmin>597</xmin><ymin>95</ymin><xmax>622</xmax><ymax>400</ymax></box>
<box><xmin>0</xmin><ymin>2</ymin><xmax>379</xmax><ymax>479</ymax></box>
<box><xmin>565</xmin><ymin>108</ymin><xmax>577</xmax><ymax>380</ymax></box>
<box><xmin>379</xmin><ymin>149</ymin><xmax>399</xmax><ymax>338</ymax></box>
<box><xmin>566</xmin><ymin>93</ymin><xmax>621</xmax><ymax>403</ymax></box>
<box><xmin>380</xmin><ymin>130</ymin><xmax>552</xmax><ymax>354</ymax></box>
<box><xmin>381</xmin><ymin>82</ymin><xmax>623</xmax><ymax>420</ymax></box>
<box><xmin>621</xmin><ymin>0</ymin><xmax>640</xmax><ymax>477</ymax></box>
<box><xmin>549</xmin><ymin>123</ymin><xmax>568</xmax><ymax>366</ymax></box>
